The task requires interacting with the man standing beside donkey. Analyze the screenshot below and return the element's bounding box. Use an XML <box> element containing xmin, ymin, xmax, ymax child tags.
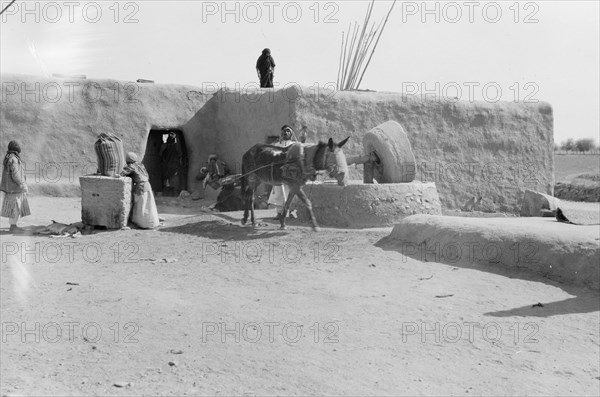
<box><xmin>268</xmin><ymin>125</ymin><xmax>297</xmax><ymax>220</ymax></box>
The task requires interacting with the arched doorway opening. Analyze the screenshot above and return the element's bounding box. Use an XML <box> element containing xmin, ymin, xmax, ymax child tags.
<box><xmin>143</xmin><ymin>129</ymin><xmax>188</xmax><ymax>196</ymax></box>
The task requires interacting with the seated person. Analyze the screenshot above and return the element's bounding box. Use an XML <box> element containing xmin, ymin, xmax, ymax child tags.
<box><xmin>197</xmin><ymin>154</ymin><xmax>231</xmax><ymax>190</ymax></box>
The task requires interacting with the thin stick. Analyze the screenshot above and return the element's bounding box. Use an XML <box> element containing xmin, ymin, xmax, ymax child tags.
<box><xmin>336</xmin><ymin>31</ymin><xmax>345</xmax><ymax>89</ymax></box>
<box><xmin>349</xmin><ymin>22</ymin><xmax>378</xmax><ymax>89</ymax></box>
<box><xmin>348</xmin><ymin>1</ymin><xmax>375</xmax><ymax>89</ymax></box>
<box><xmin>339</xmin><ymin>22</ymin><xmax>353</xmax><ymax>89</ymax></box>
<box><xmin>352</xmin><ymin>20</ymin><xmax>380</xmax><ymax>88</ymax></box>
<box><xmin>339</xmin><ymin>25</ymin><xmax>350</xmax><ymax>89</ymax></box>
<box><xmin>356</xmin><ymin>0</ymin><xmax>397</xmax><ymax>90</ymax></box>
<box><xmin>347</xmin><ymin>33</ymin><xmax>367</xmax><ymax>88</ymax></box>
<box><xmin>342</xmin><ymin>21</ymin><xmax>360</xmax><ymax>89</ymax></box>
<box><xmin>345</xmin><ymin>21</ymin><xmax>360</xmax><ymax>88</ymax></box>
<box><xmin>0</xmin><ymin>0</ymin><xmax>16</xmax><ymax>15</ymax></box>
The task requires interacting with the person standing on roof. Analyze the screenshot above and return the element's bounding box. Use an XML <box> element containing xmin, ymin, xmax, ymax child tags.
<box><xmin>256</xmin><ymin>48</ymin><xmax>276</xmax><ymax>88</ymax></box>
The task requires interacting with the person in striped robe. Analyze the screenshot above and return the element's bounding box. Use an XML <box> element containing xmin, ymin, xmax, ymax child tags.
<box><xmin>0</xmin><ymin>141</ymin><xmax>31</xmax><ymax>233</ymax></box>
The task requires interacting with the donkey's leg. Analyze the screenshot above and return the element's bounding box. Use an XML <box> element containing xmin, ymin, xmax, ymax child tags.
<box><xmin>250</xmin><ymin>187</ymin><xmax>256</xmax><ymax>226</ymax></box>
<box><xmin>297</xmin><ymin>187</ymin><xmax>320</xmax><ymax>231</ymax></box>
<box><xmin>279</xmin><ymin>188</ymin><xmax>296</xmax><ymax>230</ymax></box>
<box><xmin>242</xmin><ymin>187</ymin><xmax>249</xmax><ymax>225</ymax></box>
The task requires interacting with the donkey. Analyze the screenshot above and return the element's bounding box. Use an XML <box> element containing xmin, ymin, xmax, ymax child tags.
<box><xmin>241</xmin><ymin>137</ymin><xmax>350</xmax><ymax>231</ymax></box>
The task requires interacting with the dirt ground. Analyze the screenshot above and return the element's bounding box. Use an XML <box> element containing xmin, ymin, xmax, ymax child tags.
<box><xmin>1</xmin><ymin>196</ymin><xmax>599</xmax><ymax>396</ymax></box>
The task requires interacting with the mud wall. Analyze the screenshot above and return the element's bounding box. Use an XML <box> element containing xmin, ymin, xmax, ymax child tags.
<box><xmin>0</xmin><ymin>73</ymin><xmax>211</xmax><ymax>195</ymax></box>
<box><xmin>210</xmin><ymin>87</ymin><xmax>296</xmax><ymax>173</ymax></box>
<box><xmin>292</xmin><ymin>87</ymin><xmax>554</xmax><ymax>213</ymax></box>
<box><xmin>1</xmin><ymin>75</ymin><xmax>554</xmax><ymax>213</ymax></box>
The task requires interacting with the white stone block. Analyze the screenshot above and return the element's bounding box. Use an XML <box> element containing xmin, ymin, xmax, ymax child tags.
<box><xmin>80</xmin><ymin>176</ymin><xmax>132</xmax><ymax>229</ymax></box>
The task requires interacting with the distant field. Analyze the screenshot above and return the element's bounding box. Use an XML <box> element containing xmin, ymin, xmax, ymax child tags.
<box><xmin>554</xmin><ymin>154</ymin><xmax>600</xmax><ymax>182</ymax></box>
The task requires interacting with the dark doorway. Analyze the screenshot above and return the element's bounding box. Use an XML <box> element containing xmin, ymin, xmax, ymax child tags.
<box><xmin>143</xmin><ymin>129</ymin><xmax>188</xmax><ymax>196</ymax></box>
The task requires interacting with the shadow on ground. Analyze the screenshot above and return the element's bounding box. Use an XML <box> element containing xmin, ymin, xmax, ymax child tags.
<box><xmin>0</xmin><ymin>224</ymin><xmax>126</xmax><ymax>238</ymax></box>
<box><xmin>158</xmin><ymin>219</ymin><xmax>288</xmax><ymax>241</ymax></box>
<box><xmin>483</xmin><ymin>295</ymin><xmax>600</xmax><ymax>318</ymax></box>
<box><xmin>375</xmin><ymin>235</ymin><xmax>600</xmax><ymax>318</ymax></box>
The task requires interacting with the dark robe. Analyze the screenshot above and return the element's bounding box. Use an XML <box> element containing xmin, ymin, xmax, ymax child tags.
<box><xmin>160</xmin><ymin>138</ymin><xmax>181</xmax><ymax>182</ymax></box>
<box><xmin>256</xmin><ymin>53</ymin><xmax>276</xmax><ymax>88</ymax></box>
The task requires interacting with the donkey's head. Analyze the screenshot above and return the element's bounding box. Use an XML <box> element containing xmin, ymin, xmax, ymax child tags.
<box><xmin>324</xmin><ymin>137</ymin><xmax>350</xmax><ymax>186</ymax></box>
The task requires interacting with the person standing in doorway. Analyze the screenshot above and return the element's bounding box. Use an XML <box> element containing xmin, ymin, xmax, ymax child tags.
<box><xmin>256</xmin><ymin>48</ymin><xmax>276</xmax><ymax>88</ymax></box>
<box><xmin>160</xmin><ymin>132</ymin><xmax>182</xmax><ymax>196</ymax></box>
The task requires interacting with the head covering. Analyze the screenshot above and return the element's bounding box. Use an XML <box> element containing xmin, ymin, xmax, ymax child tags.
<box><xmin>126</xmin><ymin>152</ymin><xmax>138</xmax><ymax>163</ymax></box>
<box><xmin>4</xmin><ymin>140</ymin><xmax>22</xmax><ymax>167</ymax></box>
<box><xmin>7</xmin><ymin>140</ymin><xmax>21</xmax><ymax>153</ymax></box>
<box><xmin>208</xmin><ymin>154</ymin><xmax>218</xmax><ymax>161</ymax></box>
<box><xmin>280</xmin><ymin>125</ymin><xmax>293</xmax><ymax>140</ymax></box>
<box><xmin>256</xmin><ymin>49</ymin><xmax>275</xmax><ymax>75</ymax></box>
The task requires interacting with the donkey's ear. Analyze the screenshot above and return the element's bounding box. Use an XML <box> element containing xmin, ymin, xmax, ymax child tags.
<box><xmin>338</xmin><ymin>136</ymin><xmax>350</xmax><ymax>148</ymax></box>
<box><xmin>328</xmin><ymin>138</ymin><xmax>334</xmax><ymax>150</ymax></box>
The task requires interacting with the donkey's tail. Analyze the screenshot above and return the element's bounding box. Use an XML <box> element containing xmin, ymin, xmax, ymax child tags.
<box><xmin>241</xmin><ymin>159</ymin><xmax>247</xmax><ymax>194</ymax></box>
<box><xmin>241</xmin><ymin>153</ymin><xmax>252</xmax><ymax>201</ymax></box>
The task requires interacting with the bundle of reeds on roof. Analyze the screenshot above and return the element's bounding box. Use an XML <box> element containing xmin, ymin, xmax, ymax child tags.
<box><xmin>336</xmin><ymin>0</ymin><xmax>396</xmax><ymax>91</ymax></box>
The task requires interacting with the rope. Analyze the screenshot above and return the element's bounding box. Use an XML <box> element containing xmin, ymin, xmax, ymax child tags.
<box><xmin>224</xmin><ymin>146</ymin><xmax>323</xmax><ymax>186</ymax></box>
<box><xmin>211</xmin><ymin>168</ymin><xmax>328</xmax><ymax>210</ymax></box>
<box><xmin>212</xmin><ymin>160</ymin><xmax>288</xmax><ymax>186</ymax></box>
<box><xmin>206</xmin><ymin>159</ymin><xmax>294</xmax><ymax>210</ymax></box>
<box><xmin>208</xmin><ymin>144</ymin><xmax>331</xmax><ymax>210</ymax></box>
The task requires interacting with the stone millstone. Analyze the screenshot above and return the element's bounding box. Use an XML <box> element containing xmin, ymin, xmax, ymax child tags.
<box><xmin>363</xmin><ymin>120</ymin><xmax>416</xmax><ymax>183</ymax></box>
<box><xmin>294</xmin><ymin>181</ymin><xmax>441</xmax><ymax>228</ymax></box>
<box><xmin>80</xmin><ymin>176</ymin><xmax>132</xmax><ymax>229</ymax></box>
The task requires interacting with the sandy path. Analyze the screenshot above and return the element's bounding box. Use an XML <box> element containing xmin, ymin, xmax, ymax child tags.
<box><xmin>1</xmin><ymin>197</ymin><xmax>599</xmax><ymax>396</ymax></box>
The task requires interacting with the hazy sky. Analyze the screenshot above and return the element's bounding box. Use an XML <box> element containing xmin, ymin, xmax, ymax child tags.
<box><xmin>1</xmin><ymin>0</ymin><xmax>598</xmax><ymax>144</ymax></box>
